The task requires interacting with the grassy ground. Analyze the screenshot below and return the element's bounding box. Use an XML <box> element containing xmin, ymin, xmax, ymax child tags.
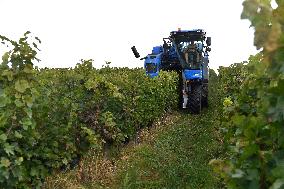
<box><xmin>43</xmin><ymin>70</ymin><xmax>224</xmax><ymax>189</ymax></box>
<box><xmin>111</xmin><ymin>111</ymin><xmax>223</xmax><ymax>189</ymax></box>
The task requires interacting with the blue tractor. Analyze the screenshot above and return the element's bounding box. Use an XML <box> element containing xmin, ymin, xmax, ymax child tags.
<box><xmin>131</xmin><ymin>29</ymin><xmax>211</xmax><ymax>113</ymax></box>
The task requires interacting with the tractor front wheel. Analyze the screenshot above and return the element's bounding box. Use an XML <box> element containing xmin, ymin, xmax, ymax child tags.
<box><xmin>188</xmin><ymin>84</ymin><xmax>202</xmax><ymax>114</ymax></box>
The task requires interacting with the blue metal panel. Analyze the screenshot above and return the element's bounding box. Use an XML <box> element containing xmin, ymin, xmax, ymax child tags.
<box><xmin>144</xmin><ymin>53</ymin><xmax>162</xmax><ymax>65</ymax></box>
<box><xmin>144</xmin><ymin>53</ymin><xmax>162</xmax><ymax>77</ymax></box>
<box><xmin>184</xmin><ymin>69</ymin><xmax>203</xmax><ymax>80</ymax></box>
<box><xmin>152</xmin><ymin>46</ymin><xmax>163</xmax><ymax>54</ymax></box>
<box><xmin>168</xmin><ymin>47</ymin><xmax>178</xmax><ymax>59</ymax></box>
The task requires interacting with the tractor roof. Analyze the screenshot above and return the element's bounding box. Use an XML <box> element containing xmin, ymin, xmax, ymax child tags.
<box><xmin>171</xmin><ymin>29</ymin><xmax>204</xmax><ymax>33</ymax></box>
<box><xmin>170</xmin><ymin>29</ymin><xmax>206</xmax><ymax>42</ymax></box>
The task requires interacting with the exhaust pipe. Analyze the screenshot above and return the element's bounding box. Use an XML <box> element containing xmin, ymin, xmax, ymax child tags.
<box><xmin>131</xmin><ymin>46</ymin><xmax>140</xmax><ymax>58</ymax></box>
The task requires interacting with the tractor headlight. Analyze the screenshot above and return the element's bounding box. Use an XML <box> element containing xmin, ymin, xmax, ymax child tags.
<box><xmin>194</xmin><ymin>73</ymin><xmax>201</xmax><ymax>77</ymax></box>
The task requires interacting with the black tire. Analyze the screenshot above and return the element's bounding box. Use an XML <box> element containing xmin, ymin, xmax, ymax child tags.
<box><xmin>188</xmin><ymin>84</ymin><xmax>202</xmax><ymax>114</ymax></box>
<box><xmin>202</xmin><ymin>84</ymin><xmax>208</xmax><ymax>108</ymax></box>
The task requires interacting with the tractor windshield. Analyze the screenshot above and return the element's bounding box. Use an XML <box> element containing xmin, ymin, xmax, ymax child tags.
<box><xmin>181</xmin><ymin>42</ymin><xmax>203</xmax><ymax>69</ymax></box>
<box><xmin>169</xmin><ymin>30</ymin><xmax>205</xmax><ymax>69</ymax></box>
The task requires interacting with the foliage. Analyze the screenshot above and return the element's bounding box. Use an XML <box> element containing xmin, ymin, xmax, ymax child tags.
<box><xmin>0</xmin><ymin>32</ymin><xmax>49</xmax><ymax>188</ymax></box>
<box><xmin>0</xmin><ymin>34</ymin><xmax>178</xmax><ymax>188</ymax></box>
<box><xmin>43</xmin><ymin>69</ymin><xmax>224</xmax><ymax>189</ymax></box>
<box><xmin>218</xmin><ymin>62</ymin><xmax>249</xmax><ymax>102</ymax></box>
<box><xmin>212</xmin><ymin>1</ymin><xmax>284</xmax><ymax>188</ymax></box>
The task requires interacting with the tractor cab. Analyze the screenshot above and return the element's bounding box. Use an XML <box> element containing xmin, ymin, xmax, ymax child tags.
<box><xmin>169</xmin><ymin>29</ymin><xmax>211</xmax><ymax>81</ymax></box>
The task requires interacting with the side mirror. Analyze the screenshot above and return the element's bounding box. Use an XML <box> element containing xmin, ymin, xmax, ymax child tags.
<box><xmin>131</xmin><ymin>46</ymin><xmax>140</xmax><ymax>58</ymax></box>
<box><xmin>206</xmin><ymin>37</ymin><xmax>211</xmax><ymax>46</ymax></box>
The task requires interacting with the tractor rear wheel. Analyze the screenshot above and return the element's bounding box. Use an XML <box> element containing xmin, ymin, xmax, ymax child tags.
<box><xmin>188</xmin><ymin>84</ymin><xmax>202</xmax><ymax>114</ymax></box>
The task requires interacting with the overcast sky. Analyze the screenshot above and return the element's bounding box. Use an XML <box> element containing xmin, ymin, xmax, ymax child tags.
<box><xmin>0</xmin><ymin>0</ymin><xmax>258</xmax><ymax>71</ymax></box>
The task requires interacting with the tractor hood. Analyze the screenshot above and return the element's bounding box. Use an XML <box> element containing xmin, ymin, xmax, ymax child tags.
<box><xmin>183</xmin><ymin>69</ymin><xmax>203</xmax><ymax>80</ymax></box>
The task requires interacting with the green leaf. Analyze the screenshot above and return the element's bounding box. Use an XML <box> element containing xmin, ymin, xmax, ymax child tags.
<box><xmin>20</xmin><ymin>118</ymin><xmax>32</xmax><ymax>130</ymax></box>
<box><xmin>15</xmin><ymin>157</ymin><xmax>23</xmax><ymax>165</ymax></box>
<box><xmin>15</xmin><ymin>93</ymin><xmax>22</xmax><ymax>99</ymax></box>
<box><xmin>0</xmin><ymin>157</ymin><xmax>11</xmax><ymax>168</ymax></box>
<box><xmin>35</xmin><ymin>36</ymin><xmax>41</xmax><ymax>43</ymax></box>
<box><xmin>62</xmin><ymin>158</ymin><xmax>68</xmax><ymax>165</ymax></box>
<box><xmin>4</xmin><ymin>143</ymin><xmax>15</xmax><ymax>156</ymax></box>
<box><xmin>14</xmin><ymin>99</ymin><xmax>24</xmax><ymax>107</ymax></box>
<box><xmin>32</xmin><ymin>42</ymin><xmax>39</xmax><ymax>51</ymax></box>
<box><xmin>270</xmin><ymin>179</ymin><xmax>284</xmax><ymax>189</ymax></box>
<box><xmin>0</xmin><ymin>95</ymin><xmax>9</xmax><ymax>108</ymax></box>
<box><xmin>1</xmin><ymin>70</ymin><xmax>13</xmax><ymax>81</ymax></box>
<box><xmin>23</xmin><ymin>95</ymin><xmax>33</xmax><ymax>108</ymax></box>
<box><xmin>231</xmin><ymin>169</ymin><xmax>245</xmax><ymax>178</ymax></box>
<box><xmin>15</xmin><ymin>79</ymin><xmax>30</xmax><ymax>93</ymax></box>
<box><xmin>0</xmin><ymin>133</ymin><xmax>7</xmax><ymax>141</ymax></box>
<box><xmin>2</xmin><ymin>52</ymin><xmax>9</xmax><ymax>64</ymax></box>
<box><xmin>14</xmin><ymin>131</ymin><xmax>23</xmax><ymax>139</ymax></box>
<box><xmin>24</xmin><ymin>31</ymin><xmax>31</xmax><ymax>37</ymax></box>
<box><xmin>272</xmin><ymin>161</ymin><xmax>284</xmax><ymax>178</ymax></box>
<box><xmin>247</xmin><ymin>169</ymin><xmax>259</xmax><ymax>180</ymax></box>
<box><xmin>30</xmin><ymin>167</ymin><xmax>38</xmax><ymax>177</ymax></box>
<box><xmin>24</xmin><ymin>108</ymin><xmax>33</xmax><ymax>118</ymax></box>
<box><xmin>23</xmin><ymin>64</ymin><xmax>33</xmax><ymax>74</ymax></box>
<box><xmin>232</xmin><ymin>115</ymin><xmax>246</xmax><ymax>127</ymax></box>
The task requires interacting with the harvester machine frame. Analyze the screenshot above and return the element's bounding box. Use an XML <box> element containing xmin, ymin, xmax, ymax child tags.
<box><xmin>131</xmin><ymin>29</ymin><xmax>211</xmax><ymax>114</ymax></box>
